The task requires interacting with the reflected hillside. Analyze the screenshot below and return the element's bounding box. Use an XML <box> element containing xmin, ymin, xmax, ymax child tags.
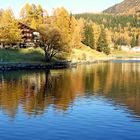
<box><xmin>0</xmin><ymin>62</ymin><xmax>140</xmax><ymax>118</ymax></box>
<box><xmin>80</xmin><ymin>62</ymin><xmax>140</xmax><ymax>116</ymax></box>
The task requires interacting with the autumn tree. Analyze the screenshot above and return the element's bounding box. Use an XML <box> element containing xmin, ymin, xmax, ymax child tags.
<box><xmin>20</xmin><ymin>3</ymin><xmax>32</xmax><ymax>24</ymax></box>
<box><xmin>0</xmin><ymin>9</ymin><xmax>22</xmax><ymax>46</ymax></box>
<box><xmin>38</xmin><ymin>24</ymin><xmax>62</xmax><ymax>62</ymax></box>
<box><xmin>20</xmin><ymin>3</ymin><xmax>46</xmax><ymax>29</ymax></box>
<box><xmin>53</xmin><ymin>7</ymin><xmax>75</xmax><ymax>52</ymax></box>
<box><xmin>71</xmin><ymin>18</ymin><xmax>84</xmax><ymax>48</ymax></box>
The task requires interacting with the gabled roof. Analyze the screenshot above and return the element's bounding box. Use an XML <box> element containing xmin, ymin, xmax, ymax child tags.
<box><xmin>18</xmin><ymin>22</ymin><xmax>37</xmax><ymax>32</ymax></box>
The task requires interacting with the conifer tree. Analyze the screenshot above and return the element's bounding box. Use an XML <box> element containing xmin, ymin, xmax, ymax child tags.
<box><xmin>136</xmin><ymin>34</ymin><xmax>139</xmax><ymax>46</ymax></box>
<box><xmin>83</xmin><ymin>23</ymin><xmax>95</xmax><ymax>49</ymax></box>
<box><xmin>131</xmin><ymin>35</ymin><xmax>137</xmax><ymax>47</ymax></box>
<box><xmin>97</xmin><ymin>28</ymin><xmax>110</xmax><ymax>55</ymax></box>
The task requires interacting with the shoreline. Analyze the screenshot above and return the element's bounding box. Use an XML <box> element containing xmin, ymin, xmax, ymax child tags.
<box><xmin>0</xmin><ymin>61</ymin><xmax>75</xmax><ymax>71</ymax></box>
<box><xmin>0</xmin><ymin>56</ymin><xmax>140</xmax><ymax>72</ymax></box>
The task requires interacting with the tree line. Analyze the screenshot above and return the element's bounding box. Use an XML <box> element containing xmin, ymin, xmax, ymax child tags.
<box><xmin>75</xmin><ymin>13</ymin><xmax>140</xmax><ymax>48</ymax></box>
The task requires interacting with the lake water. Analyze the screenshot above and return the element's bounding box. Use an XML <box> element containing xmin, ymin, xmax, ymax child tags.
<box><xmin>0</xmin><ymin>61</ymin><xmax>140</xmax><ymax>140</ymax></box>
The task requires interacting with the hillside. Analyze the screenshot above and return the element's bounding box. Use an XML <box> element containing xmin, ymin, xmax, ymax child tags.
<box><xmin>75</xmin><ymin>13</ymin><xmax>140</xmax><ymax>49</ymax></box>
<box><xmin>75</xmin><ymin>13</ymin><xmax>140</xmax><ymax>28</ymax></box>
<box><xmin>103</xmin><ymin>0</ymin><xmax>140</xmax><ymax>15</ymax></box>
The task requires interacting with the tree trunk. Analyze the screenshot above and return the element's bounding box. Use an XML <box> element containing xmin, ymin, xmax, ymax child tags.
<box><xmin>45</xmin><ymin>52</ymin><xmax>51</xmax><ymax>62</ymax></box>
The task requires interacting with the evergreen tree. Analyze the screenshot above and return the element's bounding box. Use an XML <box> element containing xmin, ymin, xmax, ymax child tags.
<box><xmin>136</xmin><ymin>34</ymin><xmax>139</xmax><ymax>46</ymax></box>
<box><xmin>83</xmin><ymin>23</ymin><xmax>95</xmax><ymax>49</ymax></box>
<box><xmin>97</xmin><ymin>28</ymin><xmax>110</xmax><ymax>55</ymax></box>
<box><xmin>131</xmin><ymin>35</ymin><xmax>137</xmax><ymax>47</ymax></box>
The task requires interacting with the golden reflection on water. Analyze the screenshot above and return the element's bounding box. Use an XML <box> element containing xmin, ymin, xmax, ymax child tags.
<box><xmin>0</xmin><ymin>62</ymin><xmax>140</xmax><ymax>118</ymax></box>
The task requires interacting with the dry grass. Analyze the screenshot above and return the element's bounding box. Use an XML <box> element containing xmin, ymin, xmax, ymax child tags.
<box><xmin>111</xmin><ymin>50</ymin><xmax>140</xmax><ymax>58</ymax></box>
<box><xmin>69</xmin><ymin>44</ymin><xmax>109</xmax><ymax>62</ymax></box>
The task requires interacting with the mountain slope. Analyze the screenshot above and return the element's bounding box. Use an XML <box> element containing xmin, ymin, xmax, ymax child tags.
<box><xmin>103</xmin><ymin>0</ymin><xmax>140</xmax><ymax>15</ymax></box>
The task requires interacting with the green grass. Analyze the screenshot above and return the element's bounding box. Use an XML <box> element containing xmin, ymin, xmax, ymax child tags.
<box><xmin>0</xmin><ymin>47</ymin><xmax>45</xmax><ymax>63</ymax></box>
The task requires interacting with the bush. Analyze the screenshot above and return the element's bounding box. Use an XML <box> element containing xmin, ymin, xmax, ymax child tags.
<box><xmin>103</xmin><ymin>46</ymin><xmax>110</xmax><ymax>55</ymax></box>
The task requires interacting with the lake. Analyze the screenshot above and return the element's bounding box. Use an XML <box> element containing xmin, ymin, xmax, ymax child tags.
<box><xmin>0</xmin><ymin>61</ymin><xmax>140</xmax><ymax>140</ymax></box>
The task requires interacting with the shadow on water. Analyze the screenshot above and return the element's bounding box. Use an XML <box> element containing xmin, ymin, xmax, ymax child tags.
<box><xmin>0</xmin><ymin>62</ymin><xmax>140</xmax><ymax>119</ymax></box>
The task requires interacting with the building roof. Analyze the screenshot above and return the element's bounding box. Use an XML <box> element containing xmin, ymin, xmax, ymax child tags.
<box><xmin>18</xmin><ymin>22</ymin><xmax>37</xmax><ymax>32</ymax></box>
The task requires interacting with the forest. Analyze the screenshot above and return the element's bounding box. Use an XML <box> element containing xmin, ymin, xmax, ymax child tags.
<box><xmin>75</xmin><ymin>13</ymin><xmax>140</xmax><ymax>47</ymax></box>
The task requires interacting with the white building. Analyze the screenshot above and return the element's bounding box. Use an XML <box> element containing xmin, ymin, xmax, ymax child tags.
<box><xmin>119</xmin><ymin>45</ymin><xmax>131</xmax><ymax>51</ymax></box>
<box><xmin>131</xmin><ymin>47</ymin><xmax>140</xmax><ymax>52</ymax></box>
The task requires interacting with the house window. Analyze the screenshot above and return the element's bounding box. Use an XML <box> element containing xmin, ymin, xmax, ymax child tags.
<box><xmin>26</xmin><ymin>33</ymin><xmax>32</xmax><ymax>37</ymax></box>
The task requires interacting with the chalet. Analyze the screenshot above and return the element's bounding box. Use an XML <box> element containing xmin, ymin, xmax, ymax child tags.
<box><xmin>18</xmin><ymin>22</ymin><xmax>40</xmax><ymax>48</ymax></box>
<box><xmin>0</xmin><ymin>23</ymin><xmax>40</xmax><ymax>48</ymax></box>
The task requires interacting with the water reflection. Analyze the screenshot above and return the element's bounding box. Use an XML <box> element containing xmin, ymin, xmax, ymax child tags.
<box><xmin>0</xmin><ymin>62</ymin><xmax>140</xmax><ymax>118</ymax></box>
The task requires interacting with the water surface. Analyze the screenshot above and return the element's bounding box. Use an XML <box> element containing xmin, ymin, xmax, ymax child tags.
<box><xmin>0</xmin><ymin>61</ymin><xmax>140</xmax><ymax>140</ymax></box>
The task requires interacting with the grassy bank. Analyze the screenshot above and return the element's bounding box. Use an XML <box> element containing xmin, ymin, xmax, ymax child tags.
<box><xmin>70</xmin><ymin>45</ymin><xmax>110</xmax><ymax>62</ymax></box>
<box><xmin>56</xmin><ymin>44</ymin><xmax>110</xmax><ymax>62</ymax></box>
<box><xmin>0</xmin><ymin>48</ymin><xmax>45</xmax><ymax>63</ymax></box>
<box><xmin>0</xmin><ymin>46</ymin><xmax>110</xmax><ymax>64</ymax></box>
<box><xmin>0</xmin><ymin>47</ymin><xmax>140</xmax><ymax>64</ymax></box>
